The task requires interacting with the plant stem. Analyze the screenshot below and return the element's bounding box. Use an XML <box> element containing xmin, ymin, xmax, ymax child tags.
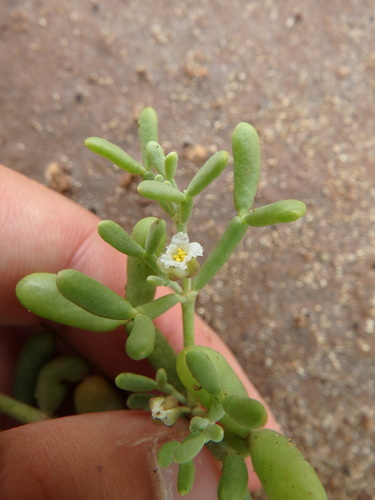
<box><xmin>0</xmin><ymin>393</ymin><xmax>50</xmax><ymax>424</ymax></box>
<box><xmin>181</xmin><ymin>281</ymin><xmax>197</xmax><ymax>347</ymax></box>
<box><xmin>176</xmin><ymin>221</ymin><xmax>187</xmax><ymax>233</ymax></box>
<box><xmin>181</xmin><ymin>300</ymin><xmax>194</xmax><ymax>345</ymax></box>
<box><xmin>183</xmin><ymin>277</ymin><xmax>192</xmax><ymax>293</ymax></box>
<box><xmin>167</xmin><ymin>280</ymin><xmax>183</xmax><ymax>294</ymax></box>
<box><xmin>162</xmin><ymin>383</ymin><xmax>188</xmax><ymax>404</ymax></box>
<box><xmin>147</xmin><ymin>328</ymin><xmax>184</xmax><ymax>391</ymax></box>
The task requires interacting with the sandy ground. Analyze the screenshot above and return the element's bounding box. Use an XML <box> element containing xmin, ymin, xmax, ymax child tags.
<box><xmin>1</xmin><ymin>1</ymin><xmax>374</xmax><ymax>498</ymax></box>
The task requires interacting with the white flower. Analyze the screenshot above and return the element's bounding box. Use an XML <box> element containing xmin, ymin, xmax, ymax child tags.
<box><xmin>158</xmin><ymin>232</ymin><xmax>203</xmax><ymax>271</ymax></box>
<box><xmin>149</xmin><ymin>396</ymin><xmax>180</xmax><ymax>426</ymax></box>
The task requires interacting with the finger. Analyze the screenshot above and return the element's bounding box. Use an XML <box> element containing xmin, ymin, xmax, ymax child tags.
<box><xmin>0</xmin><ymin>411</ymin><xmax>222</xmax><ymax>500</ymax></box>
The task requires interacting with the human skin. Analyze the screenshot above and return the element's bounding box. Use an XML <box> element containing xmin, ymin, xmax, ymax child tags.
<box><xmin>0</xmin><ymin>165</ymin><xmax>280</xmax><ymax>499</ymax></box>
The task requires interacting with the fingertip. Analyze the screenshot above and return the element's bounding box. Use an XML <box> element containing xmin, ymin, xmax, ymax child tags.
<box><xmin>0</xmin><ymin>410</ymin><xmax>263</xmax><ymax>499</ymax></box>
<box><xmin>0</xmin><ymin>412</ymin><xmax>173</xmax><ymax>499</ymax></box>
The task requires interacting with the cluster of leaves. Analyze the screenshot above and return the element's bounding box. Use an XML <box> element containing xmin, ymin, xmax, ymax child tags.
<box><xmin>5</xmin><ymin>108</ymin><xmax>328</xmax><ymax>499</ymax></box>
<box><xmin>7</xmin><ymin>329</ymin><xmax>123</xmax><ymax>424</ymax></box>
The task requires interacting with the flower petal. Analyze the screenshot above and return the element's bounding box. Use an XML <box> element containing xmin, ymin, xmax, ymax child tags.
<box><xmin>171</xmin><ymin>232</ymin><xmax>189</xmax><ymax>247</ymax></box>
<box><xmin>189</xmin><ymin>242</ymin><xmax>203</xmax><ymax>257</ymax></box>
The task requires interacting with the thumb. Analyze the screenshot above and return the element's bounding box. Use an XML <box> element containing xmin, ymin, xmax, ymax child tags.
<box><xmin>0</xmin><ymin>411</ymin><xmax>221</xmax><ymax>500</ymax></box>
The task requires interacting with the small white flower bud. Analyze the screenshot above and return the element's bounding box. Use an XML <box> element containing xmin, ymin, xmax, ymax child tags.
<box><xmin>149</xmin><ymin>396</ymin><xmax>180</xmax><ymax>426</ymax></box>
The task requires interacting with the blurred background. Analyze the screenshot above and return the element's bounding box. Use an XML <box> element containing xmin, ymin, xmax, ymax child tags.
<box><xmin>1</xmin><ymin>1</ymin><xmax>374</xmax><ymax>498</ymax></box>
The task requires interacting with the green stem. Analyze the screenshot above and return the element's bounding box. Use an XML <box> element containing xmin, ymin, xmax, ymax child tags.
<box><xmin>181</xmin><ymin>290</ymin><xmax>197</xmax><ymax>347</ymax></box>
<box><xmin>162</xmin><ymin>383</ymin><xmax>188</xmax><ymax>404</ymax></box>
<box><xmin>0</xmin><ymin>393</ymin><xmax>50</xmax><ymax>424</ymax></box>
<box><xmin>183</xmin><ymin>277</ymin><xmax>192</xmax><ymax>293</ymax></box>
<box><xmin>147</xmin><ymin>328</ymin><xmax>184</xmax><ymax>391</ymax></box>
<box><xmin>176</xmin><ymin>197</ymin><xmax>193</xmax><ymax>233</ymax></box>
<box><xmin>176</xmin><ymin>221</ymin><xmax>187</xmax><ymax>233</ymax></box>
<box><xmin>167</xmin><ymin>280</ymin><xmax>183</xmax><ymax>294</ymax></box>
<box><xmin>178</xmin><ymin>406</ymin><xmax>194</xmax><ymax>415</ymax></box>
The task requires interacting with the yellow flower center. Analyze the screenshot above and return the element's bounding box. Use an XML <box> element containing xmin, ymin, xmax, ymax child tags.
<box><xmin>172</xmin><ymin>248</ymin><xmax>187</xmax><ymax>262</ymax></box>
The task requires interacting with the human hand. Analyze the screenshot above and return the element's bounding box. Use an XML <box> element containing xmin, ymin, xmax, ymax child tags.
<box><xmin>0</xmin><ymin>164</ymin><xmax>280</xmax><ymax>499</ymax></box>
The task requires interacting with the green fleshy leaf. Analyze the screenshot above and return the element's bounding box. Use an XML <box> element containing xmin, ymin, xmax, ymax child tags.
<box><xmin>16</xmin><ymin>273</ymin><xmax>125</xmax><ymax>332</ymax></box>
<box><xmin>154</xmin><ymin>173</ymin><xmax>165</xmax><ymax>182</ymax></box>
<box><xmin>126</xmin><ymin>255</ymin><xmax>157</xmax><ymax>307</ymax></box>
<box><xmin>74</xmin><ymin>375</ymin><xmax>124</xmax><ymax>414</ymax></box>
<box><xmin>249</xmin><ymin>429</ymin><xmax>328</xmax><ymax>500</ymax></box>
<box><xmin>222</xmin><ymin>395</ymin><xmax>267</xmax><ymax>429</ymax></box>
<box><xmin>189</xmin><ymin>416</ymin><xmax>209</xmax><ymax>434</ymax></box>
<box><xmin>232</xmin><ymin>122</ymin><xmax>261</xmax><ymax>214</ymax></box>
<box><xmin>35</xmin><ymin>355</ymin><xmax>89</xmax><ymax>414</ymax></box>
<box><xmin>218</xmin><ymin>453</ymin><xmax>249</xmax><ymax>500</ymax></box>
<box><xmin>145</xmin><ymin>219</ymin><xmax>166</xmax><ymax>255</ymax></box>
<box><xmin>132</xmin><ymin>216</ymin><xmax>166</xmax><ymax>251</ymax></box>
<box><xmin>193</xmin><ymin>216</ymin><xmax>247</xmax><ymax>291</ymax></box>
<box><xmin>185</xmin><ymin>349</ymin><xmax>223</xmax><ymax>396</ymax></box>
<box><xmin>155</xmin><ymin>368</ymin><xmax>168</xmax><ymax>388</ymax></box>
<box><xmin>57</xmin><ymin>269</ymin><xmax>137</xmax><ymax>320</ymax></box>
<box><xmin>138</xmin><ymin>107</ymin><xmax>158</xmax><ymax>169</ymax></box>
<box><xmin>136</xmin><ymin>294</ymin><xmax>180</xmax><ymax>319</ymax></box>
<box><xmin>126</xmin><ymin>392</ymin><xmax>155</xmax><ymax>410</ymax></box>
<box><xmin>177</xmin><ymin>461</ymin><xmax>196</xmax><ymax>496</ymax></box>
<box><xmin>115</xmin><ymin>372</ymin><xmax>157</xmax><ymax>392</ymax></box>
<box><xmin>179</xmin><ymin>198</ymin><xmax>194</xmax><ymax>225</ymax></box>
<box><xmin>186</xmin><ymin>150</ymin><xmax>229</xmax><ymax>197</ymax></box>
<box><xmin>207</xmin><ymin>397</ymin><xmax>225</xmax><ymax>422</ymax></box>
<box><xmin>138</xmin><ymin>180</ymin><xmax>185</xmax><ymax>202</ymax></box>
<box><xmin>125</xmin><ymin>217</ymin><xmax>166</xmax><ymax>307</ymax></box>
<box><xmin>147</xmin><ymin>141</ymin><xmax>165</xmax><ymax>175</ymax></box>
<box><xmin>146</xmin><ymin>275</ymin><xmax>168</xmax><ymax>287</ymax></box>
<box><xmin>84</xmin><ymin>137</ymin><xmax>145</xmax><ymax>175</ymax></box>
<box><xmin>143</xmin><ymin>171</ymin><xmax>155</xmax><ymax>180</ymax></box>
<box><xmin>158</xmin><ymin>440</ymin><xmax>181</xmax><ymax>468</ymax></box>
<box><xmin>12</xmin><ymin>329</ymin><xmax>56</xmax><ymax>405</ymax></box>
<box><xmin>165</xmin><ymin>151</ymin><xmax>178</xmax><ymax>181</ymax></box>
<box><xmin>97</xmin><ymin>220</ymin><xmax>145</xmax><ymax>257</ymax></box>
<box><xmin>174</xmin><ymin>434</ymin><xmax>205</xmax><ymax>464</ymax></box>
<box><xmin>177</xmin><ymin>346</ymin><xmax>250</xmax><ymax>437</ymax></box>
<box><xmin>203</xmin><ymin>423</ymin><xmax>224</xmax><ymax>443</ymax></box>
<box><xmin>242</xmin><ymin>200</ymin><xmax>307</xmax><ymax>227</ymax></box>
<box><xmin>125</xmin><ymin>314</ymin><xmax>156</xmax><ymax>360</ymax></box>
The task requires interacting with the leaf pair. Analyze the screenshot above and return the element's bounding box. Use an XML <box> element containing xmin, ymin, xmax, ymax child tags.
<box><xmin>16</xmin><ymin>272</ymin><xmax>127</xmax><ymax>332</ymax></box>
<box><xmin>158</xmin><ymin>437</ymin><xmax>249</xmax><ymax>499</ymax></box>
<box><xmin>17</xmin><ymin>268</ymin><xmax>175</xmax><ymax>324</ymax></box>
<box><xmin>17</xmin><ymin>270</ymin><xmax>179</xmax><ymax>362</ymax></box>
<box><xmin>177</xmin><ymin>346</ymin><xmax>267</xmax><ymax>436</ymax></box>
